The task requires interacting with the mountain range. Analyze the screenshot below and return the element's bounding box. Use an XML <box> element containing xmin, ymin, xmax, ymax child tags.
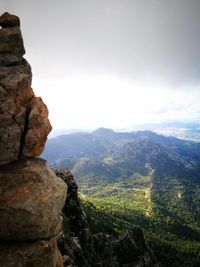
<box><xmin>49</xmin><ymin>121</ymin><xmax>200</xmax><ymax>142</ymax></box>
<box><xmin>43</xmin><ymin>128</ymin><xmax>200</xmax><ymax>266</ymax></box>
<box><xmin>43</xmin><ymin>127</ymin><xmax>200</xmax><ymax>180</ymax></box>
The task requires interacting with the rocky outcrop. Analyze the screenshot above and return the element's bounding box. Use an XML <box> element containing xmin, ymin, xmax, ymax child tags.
<box><xmin>56</xmin><ymin>169</ymin><xmax>159</xmax><ymax>267</ymax></box>
<box><xmin>0</xmin><ymin>12</ymin><xmax>52</xmax><ymax>166</ymax></box>
<box><xmin>55</xmin><ymin>169</ymin><xmax>88</xmax><ymax>235</ymax></box>
<box><xmin>0</xmin><ymin>12</ymin><xmax>67</xmax><ymax>267</ymax></box>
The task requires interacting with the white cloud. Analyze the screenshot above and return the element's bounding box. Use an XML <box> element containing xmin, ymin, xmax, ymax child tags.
<box><xmin>33</xmin><ymin>75</ymin><xmax>200</xmax><ymax>130</ymax></box>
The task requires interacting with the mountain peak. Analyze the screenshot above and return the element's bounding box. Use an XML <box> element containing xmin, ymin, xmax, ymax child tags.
<box><xmin>92</xmin><ymin>127</ymin><xmax>115</xmax><ymax>136</ymax></box>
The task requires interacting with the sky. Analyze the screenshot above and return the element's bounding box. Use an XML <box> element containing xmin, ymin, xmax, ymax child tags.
<box><xmin>0</xmin><ymin>0</ymin><xmax>200</xmax><ymax>131</ymax></box>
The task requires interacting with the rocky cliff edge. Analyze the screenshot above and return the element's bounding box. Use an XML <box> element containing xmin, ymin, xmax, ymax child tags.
<box><xmin>0</xmin><ymin>12</ymin><xmax>67</xmax><ymax>267</ymax></box>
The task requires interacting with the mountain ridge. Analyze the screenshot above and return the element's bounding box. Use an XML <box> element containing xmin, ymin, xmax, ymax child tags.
<box><xmin>43</xmin><ymin>128</ymin><xmax>200</xmax><ymax>179</ymax></box>
<box><xmin>43</xmin><ymin>128</ymin><xmax>200</xmax><ymax>266</ymax></box>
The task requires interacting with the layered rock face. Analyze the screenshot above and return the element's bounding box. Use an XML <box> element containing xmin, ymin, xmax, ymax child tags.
<box><xmin>56</xmin><ymin>169</ymin><xmax>159</xmax><ymax>267</ymax></box>
<box><xmin>0</xmin><ymin>12</ymin><xmax>67</xmax><ymax>267</ymax></box>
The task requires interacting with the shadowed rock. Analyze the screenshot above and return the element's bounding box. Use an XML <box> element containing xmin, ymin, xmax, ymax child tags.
<box><xmin>0</xmin><ymin>61</ymin><xmax>34</xmax><ymax>166</ymax></box>
<box><xmin>0</xmin><ymin>12</ymin><xmax>20</xmax><ymax>28</ymax></box>
<box><xmin>57</xmin><ymin>169</ymin><xmax>160</xmax><ymax>267</ymax></box>
<box><xmin>0</xmin><ymin>13</ymin><xmax>24</xmax><ymax>65</ymax></box>
<box><xmin>0</xmin><ymin>238</ymin><xmax>63</xmax><ymax>267</ymax></box>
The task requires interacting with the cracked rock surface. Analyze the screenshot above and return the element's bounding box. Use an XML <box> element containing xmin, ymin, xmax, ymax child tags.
<box><xmin>0</xmin><ymin>12</ymin><xmax>67</xmax><ymax>267</ymax></box>
<box><xmin>0</xmin><ymin>18</ymin><xmax>52</xmax><ymax>166</ymax></box>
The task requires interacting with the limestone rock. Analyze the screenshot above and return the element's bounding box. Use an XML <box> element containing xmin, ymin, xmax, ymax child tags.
<box><xmin>0</xmin><ymin>238</ymin><xmax>64</xmax><ymax>267</ymax></box>
<box><xmin>0</xmin><ymin>159</ymin><xmax>67</xmax><ymax>240</ymax></box>
<box><xmin>22</xmin><ymin>97</ymin><xmax>52</xmax><ymax>157</ymax></box>
<box><xmin>0</xmin><ymin>12</ymin><xmax>20</xmax><ymax>28</ymax></box>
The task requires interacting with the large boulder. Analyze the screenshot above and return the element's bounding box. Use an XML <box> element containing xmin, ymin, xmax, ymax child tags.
<box><xmin>0</xmin><ymin>159</ymin><xmax>67</xmax><ymax>241</ymax></box>
<box><xmin>22</xmin><ymin>97</ymin><xmax>52</xmax><ymax>157</ymax></box>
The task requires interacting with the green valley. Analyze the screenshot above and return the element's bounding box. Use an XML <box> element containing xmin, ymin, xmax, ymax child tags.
<box><xmin>43</xmin><ymin>128</ymin><xmax>200</xmax><ymax>266</ymax></box>
<box><xmin>80</xmin><ymin>173</ymin><xmax>200</xmax><ymax>267</ymax></box>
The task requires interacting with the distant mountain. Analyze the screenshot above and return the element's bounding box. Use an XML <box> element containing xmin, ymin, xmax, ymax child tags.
<box><xmin>43</xmin><ymin>128</ymin><xmax>200</xmax><ymax>266</ymax></box>
<box><xmin>43</xmin><ymin>128</ymin><xmax>200</xmax><ymax>182</ymax></box>
<box><xmin>48</xmin><ymin>128</ymin><xmax>91</xmax><ymax>138</ymax></box>
<box><xmin>130</xmin><ymin>121</ymin><xmax>200</xmax><ymax>142</ymax></box>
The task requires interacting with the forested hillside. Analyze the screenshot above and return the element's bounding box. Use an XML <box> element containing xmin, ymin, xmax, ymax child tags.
<box><xmin>43</xmin><ymin>128</ymin><xmax>200</xmax><ymax>266</ymax></box>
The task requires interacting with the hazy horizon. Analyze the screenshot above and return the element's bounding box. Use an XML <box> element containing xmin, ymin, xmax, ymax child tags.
<box><xmin>47</xmin><ymin>121</ymin><xmax>200</xmax><ymax>142</ymax></box>
<box><xmin>0</xmin><ymin>0</ymin><xmax>200</xmax><ymax>130</ymax></box>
